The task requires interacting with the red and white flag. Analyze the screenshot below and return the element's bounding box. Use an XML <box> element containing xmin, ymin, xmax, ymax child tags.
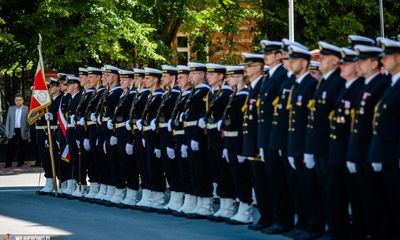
<box><xmin>27</xmin><ymin>35</ymin><xmax>51</xmax><ymax>125</ymax></box>
<box><xmin>57</xmin><ymin>98</ymin><xmax>70</xmax><ymax>163</ymax></box>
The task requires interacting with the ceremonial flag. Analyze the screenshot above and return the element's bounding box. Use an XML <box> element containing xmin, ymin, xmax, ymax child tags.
<box><xmin>27</xmin><ymin>34</ymin><xmax>51</xmax><ymax>125</ymax></box>
<box><xmin>57</xmin><ymin>99</ymin><xmax>70</xmax><ymax>163</ymax></box>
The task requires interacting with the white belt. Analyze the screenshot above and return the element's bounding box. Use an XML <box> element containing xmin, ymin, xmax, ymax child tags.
<box><xmin>173</xmin><ymin>130</ymin><xmax>184</xmax><ymax>136</ymax></box>
<box><xmin>86</xmin><ymin>121</ymin><xmax>96</xmax><ymax>126</ymax></box>
<box><xmin>158</xmin><ymin>122</ymin><xmax>168</xmax><ymax>128</ymax></box>
<box><xmin>224</xmin><ymin>131</ymin><xmax>238</xmax><ymax>137</ymax></box>
<box><xmin>67</xmin><ymin>124</ymin><xmax>75</xmax><ymax>128</ymax></box>
<box><xmin>143</xmin><ymin>125</ymin><xmax>152</xmax><ymax>131</ymax></box>
<box><xmin>184</xmin><ymin>121</ymin><xmax>197</xmax><ymax>127</ymax></box>
<box><xmin>115</xmin><ymin>122</ymin><xmax>126</xmax><ymax>128</ymax></box>
<box><xmin>36</xmin><ymin>125</ymin><xmax>57</xmax><ymax>130</ymax></box>
<box><xmin>102</xmin><ymin>117</ymin><xmax>110</xmax><ymax>121</ymax></box>
<box><xmin>207</xmin><ymin>123</ymin><xmax>217</xmax><ymax>129</ymax></box>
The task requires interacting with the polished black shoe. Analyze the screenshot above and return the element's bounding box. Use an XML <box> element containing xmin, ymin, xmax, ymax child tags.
<box><xmin>79</xmin><ymin>196</ymin><xmax>88</xmax><ymax>202</ymax></box>
<box><xmin>36</xmin><ymin>190</ymin><xmax>49</xmax><ymax>196</ymax></box>
<box><xmin>225</xmin><ymin>218</ymin><xmax>253</xmax><ymax>225</ymax></box>
<box><xmin>294</xmin><ymin>231</ymin><xmax>323</xmax><ymax>240</ymax></box>
<box><xmin>130</xmin><ymin>205</ymin><xmax>141</xmax><ymax>210</ymax></box>
<box><xmin>248</xmin><ymin>223</ymin><xmax>270</xmax><ymax>231</ymax></box>
<box><xmin>282</xmin><ymin>228</ymin><xmax>305</xmax><ymax>238</ymax></box>
<box><xmin>4</xmin><ymin>164</ymin><xmax>12</xmax><ymax>168</ymax></box>
<box><xmin>157</xmin><ymin>208</ymin><xmax>172</xmax><ymax>214</ymax></box>
<box><xmin>261</xmin><ymin>223</ymin><xmax>292</xmax><ymax>234</ymax></box>
<box><xmin>116</xmin><ymin>203</ymin><xmax>130</xmax><ymax>209</ymax></box>
<box><xmin>207</xmin><ymin>215</ymin><xmax>216</xmax><ymax>221</ymax></box>
<box><xmin>171</xmin><ymin>210</ymin><xmax>185</xmax><ymax>217</ymax></box>
<box><xmin>17</xmin><ymin>163</ymin><xmax>24</xmax><ymax>167</ymax></box>
<box><xmin>185</xmin><ymin>213</ymin><xmax>208</xmax><ymax>219</ymax></box>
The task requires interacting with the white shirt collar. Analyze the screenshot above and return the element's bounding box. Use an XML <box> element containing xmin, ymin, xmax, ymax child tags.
<box><xmin>182</xmin><ymin>89</ymin><xmax>192</xmax><ymax>97</ymax></box>
<box><xmin>268</xmin><ymin>63</ymin><xmax>283</xmax><ymax>77</ymax></box>
<box><xmin>391</xmin><ymin>71</ymin><xmax>400</xmax><ymax>86</ymax></box>
<box><xmin>195</xmin><ymin>83</ymin><xmax>212</xmax><ymax>90</ymax></box>
<box><xmin>295</xmin><ymin>72</ymin><xmax>310</xmax><ymax>84</ymax></box>
<box><xmin>287</xmin><ymin>71</ymin><xmax>293</xmax><ymax>78</ymax></box>
<box><xmin>52</xmin><ymin>93</ymin><xmax>61</xmax><ymax>101</ymax></box>
<box><xmin>364</xmin><ymin>71</ymin><xmax>380</xmax><ymax>85</ymax></box>
<box><xmin>236</xmin><ymin>88</ymin><xmax>249</xmax><ymax>96</ymax></box>
<box><xmin>323</xmin><ymin>69</ymin><xmax>337</xmax><ymax>80</ymax></box>
<box><xmin>250</xmin><ymin>75</ymin><xmax>263</xmax><ymax>89</ymax></box>
<box><xmin>345</xmin><ymin>77</ymin><xmax>358</xmax><ymax>89</ymax></box>
<box><xmin>109</xmin><ymin>84</ymin><xmax>121</xmax><ymax>93</ymax></box>
<box><xmin>139</xmin><ymin>87</ymin><xmax>149</xmax><ymax>94</ymax></box>
<box><xmin>86</xmin><ymin>88</ymin><xmax>95</xmax><ymax>93</ymax></box>
<box><xmin>71</xmin><ymin>91</ymin><xmax>79</xmax><ymax>99</ymax></box>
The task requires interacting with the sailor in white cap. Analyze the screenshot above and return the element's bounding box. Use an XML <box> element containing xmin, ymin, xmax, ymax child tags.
<box><xmin>156</xmin><ymin>65</ymin><xmax>185</xmax><ymax>214</ymax></box>
<box><xmin>183</xmin><ymin>62</ymin><xmax>214</xmax><ymax>219</ymax></box>
<box><xmin>127</xmin><ymin>68</ymin><xmax>152</xmax><ymax>211</ymax></box>
<box><xmin>367</xmin><ymin>38</ymin><xmax>400</xmax><ymax>239</ymax></box>
<box><xmin>309</xmin><ymin>60</ymin><xmax>322</xmax><ymax>80</ymax></box>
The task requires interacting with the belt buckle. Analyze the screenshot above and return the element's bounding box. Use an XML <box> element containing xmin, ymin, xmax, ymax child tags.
<box><xmin>184</xmin><ymin>122</ymin><xmax>187</xmax><ymax>127</ymax></box>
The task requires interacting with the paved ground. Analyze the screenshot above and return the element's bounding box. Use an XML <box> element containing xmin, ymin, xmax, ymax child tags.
<box><xmin>0</xmin><ymin>162</ymin><xmax>291</xmax><ymax>240</ymax></box>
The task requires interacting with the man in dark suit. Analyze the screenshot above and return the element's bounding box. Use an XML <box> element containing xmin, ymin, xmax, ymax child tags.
<box><xmin>4</xmin><ymin>93</ymin><xmax>30</xmax><ymax>168</ymax></box>
<box><xmin>367</xmin><ymin>38</ymin><xmax>400</xmax><ymax>240</ymax></box>
<box><xmin>303</xmin><ymin>41</ymin><xmax>345</xmax><ymax>239</ymax></box>
<box><xmin>241</xmin><ymin>52</ymin><xmax>275</xmax><ymax>231</ymax></box>
<box><xmin>326</xmin><ymin>47</ymin><xmax>364</xmax><ymax>240</ymax></box>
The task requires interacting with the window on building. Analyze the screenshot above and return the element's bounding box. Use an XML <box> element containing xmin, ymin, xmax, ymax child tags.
<box><xmin>177</xmin><ymin>35</ymin><xmax>190</xmax><ymax>65</ymax></box>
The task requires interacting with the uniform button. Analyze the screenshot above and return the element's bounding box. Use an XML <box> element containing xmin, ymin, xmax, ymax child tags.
<box><xmin>355</xmin><ymin>119</ymin><xmax>358</xmax><ymax>123</ymax></box>
<box><xmin>333</xmin><ymin>117</ymin><xmax>336</xmax><ymax>121</ymax></box>
<box><xmin>311</xmin><ymin>126</ymin><xmax>314</xmax><ymax>129</ymax></box>
<box><xmin>373</xmin><ymin>131</ymin><xmax>377</xmax><ymax>135</ymax></box>
<box><xmin>258</xmin><ymin>120</ymin><xmax>260</xmax><ymax>123</ymax></box>
<box><xmin>333</xmin><ymin>135</ymin><xmax>337</xmax><ymax>139</ymax></box>
<box><xmin>261</xmin><ymin>101</ymin><xmax>264</xmax><ymax>104</ymax></box>
<box><xmin>318</xmin><ymin>100</ymin><xmax>321</xmax><ymax>103</ymax></box>
<box><xmin>338</xmin><ymin>109</ymin><xmax>342</xmax><ymax>112</ymax></box>
<box><xmin>375</xmin><ymin>122</ymin><xmax>378</xmax><ymax>126</ymax></box>
<box><xmin>332</xmin><ymin>126</ymin><xmax>336</xmax><ymax>130</ymax></box>
<box><xmin>330</xmin><ymin>134</ymin><xmax>333</xmax><ymax>137</ymax></box>
<box><xmin>292</xmin><ymin>119</ymin><xmax>295</xmax><ymax>123</ymax></box>
<box><xmin>265</xmin><ymin>93</ymin><xmax>268</xmax><ymax>96</ymax></box>
<box><xmin>354</xmin><ymin>129</ymin><xmax>358</xmax><ymax>133</ymax></box>
<box><xmin>293</xmin><ymin>111</ymin><xmax>296</xmax><ymax>114</ymax></box>
<box><xmin>261</xmin><ymin>110</ymin><xmax>264</xmax><ymax>113</ymax></box>
<box><xmin>261</xmin><ymin>119</ymin><xmax>264</xmax><ymax>122</ymax></box>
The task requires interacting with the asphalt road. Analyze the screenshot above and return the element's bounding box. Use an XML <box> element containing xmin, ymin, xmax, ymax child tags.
<box><xmin>0</xmin><ymin>170</ymin><xmax>291</xmax><ymax>240</ymax></box>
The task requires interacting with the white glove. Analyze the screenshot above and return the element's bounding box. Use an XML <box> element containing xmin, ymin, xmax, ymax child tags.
<box><xmin>238</xmin><ymin>155</ymin><xmax>246</xmax><ymax>163</ymax></box>
<box><xmin>136</xmin><ymin>119</ymin><xmax>143</xmax><ymax>131</ymax></box>
<box><xmin>126</xmin><ymin>143</ymin><xmax>134</xmax><ymax>155</ymax></box>
<box><xmin>83</xmin><ymin>139</ymin><xmax>91</xmax><ymax>151</ymax></box>
<box><xmin>371</xmin><ymin>162</ymin><xmax>382</xmax><ymax>172</ymax></box>
<box><xmin>222</xmin><ymin>149</ymin><xmax>229</xmax><ymax>163</ymax></box>
<box><xmin>97</xmin><ymin>115</ymin><xmax>102</xmax><ymax>125</ymax></box>
<box><xmin>96</xmin><ymin>139</ymin><xmax>98</xmax><ymax>146</ymax></box>
<box><xmin>217</xmin><ymin>119</ymin><xmax>223</xmax><ymax>131</ymax></box>
<box><xmin>142</xmin><ymin>138</ymin><xmax>145</xmax><ymax>147</ymax></box>
<box><xmin>191</xmin><ymin>140</ymin><xmax>199</xmax><ymax>151</ymax></box>
<box><xmin>70</xmin><ymin>115</ymin><xmax>76</xmax><ymax>125</ymax></box>
<box><xmin>198</xmin><ymin>118</ymin><xmax>206</xmax><ymax>129</ymax></box>
<box><xmin>150</xmin><ymin>119</ymin><xmax>157</xmax><ymax>131</ymax></box>
<box><xmin>90</xmin><ymin>113</ymin><xmax>97</xmax><ymax>122</ymax></box>
<box><xmin>45</xmin><ymin>113</ymin><xmax>53</xmax><ymax>121</ymax></box>
<box><xmin>110</xmin><ymin>136</ymin><xmax>117</xmax><ymax>146</ymax></box>
<box><xmin>103</xmin><ymin>141</ymin><xmax>107</xmax><ymax>154</ymax></box>
<box><xmin>179</xmin><ymin>112</ymin><xmax>184</xmax><ymax>122</ymax></box>
<box><xmin>45</xmin><ymin>140</ymin><xmax>49</xmax><ymax>148</ymax></box>
<box><xmin>168</xmin><ymin>119</ymin><xmax>172</xmax><ymax>132</ymax></box>
<box><xmin>346</xmin><ymin>161</ymin><xmax>357</xmax><ymax>174</ymax></box>
<box><xmin>79</xmin><ymin>117</ymin><xmax>85</xmax><ymax>126</ymax></box>
<box><xmin>181</xmin><ymin>144</ymin><xmax>188</xmax><ymax>158</ymax></box>
<box><xmin>288</xmin><ymin>156</ymin><xmax>296</xmax><ymax>170</ymax></box>
<box><xmin>76</xmin><ymin>140</ymin><xmax>80</xmax><ymax>149</ymax></box>
<box><xmin>154</xmin><ymin>149</ymin><xmax>161</xmax><ymax>158</ymax></box>
<box><xmin>167</xmin><ymin>147</ymin><xmax>175</xmax><ymax>159</ymax></box>
<box><xmin>259</xmin><ymin>148</ymin><xmax>265</xmax><ymax>162</ymax></box>
<box><xmin>107</xmin><ymin>119</ymin><xmax>113</xmax><ymax>130</ymax></box>
<box><xmin>303</xmin><ymin>153</ymin><xmax>316</xmax><ymax>169</ymax></box>
<box><xmin>278</xmin><ymin>150</ymin><xmax>282</xmax><ymax>157</ymax></box>
<box><xmin>56</xmin><ymin>141</ymin><xmax>60</xmax><ymax>149</ymax></box>
<box><xmin>126</xmin><ymin>120</ymin><xmax>132</xmax><ymax>131</ymax></box>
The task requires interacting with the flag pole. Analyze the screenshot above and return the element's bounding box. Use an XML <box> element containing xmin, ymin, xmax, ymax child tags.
<box><xmin>38</xmin><ymin>34</ymin><xmax>58</xmax><ymax>195</ymax></box>
<box><xmin>379</xmin><ymin>0</ymin><xmax>384</xmax><ymax>37</ymax></box>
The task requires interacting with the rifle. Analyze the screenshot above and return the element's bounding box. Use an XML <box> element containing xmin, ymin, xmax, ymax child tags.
<box><xmin>112</xmin><ymin>81</ymin><xmax>134</xmax><ymax>130</ymax></box>
<box><xmin>221</xmin><ymin>85</ymin><xmax>238</xmax><ymax>127</ymax></box>
<box><xmin>204</xmin><ymin>79</ymin><xmax>226</xmax><ymax>123</ymax></box>
<box><xmin>94</xmin><ymin>82</ymin><xmax>110</xmax><ymax>125</ymax></box>
<box><xmin>183</xmin><ymin>80</ymin><xmax>197</xmax><ymax>114</ymax></box>
<box><xmin>141</xmin><ymin>91</ymin><xmax>154</xmax><ymax>126</ymax></box>
<box><xmin>155</xmin><ymin>79</ymin><xmax>176</xmax><ymax>124</ymax></box>
<box><xmin>84</xmin><ymin>80</ymin><xmax>101</xmax><ymax>123</ymax></box>
<box><xmin>172</xmin><ymin>83</ymin><xmax>185</xmax><ymax>126</ymax></box>
<box><xmin>128</xmin><ymin>83</ymin><xmax>141</xmax><ymax>134</ymax></box>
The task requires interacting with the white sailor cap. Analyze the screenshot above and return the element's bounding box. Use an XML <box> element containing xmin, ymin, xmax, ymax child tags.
<box><xmin>87</xmin><ymin>67</ymin><xmax>103</xmax><ymax>75</ymax></box>
<box><xmin>348</xmin><ymin>35</ymin><xmax>375</xmax><ymax>48</ymax></box>
<box><xmin>66</xmin><ymin>76</ymin><xmax>80</xmax><ymax>84</ymax></box>
<box><xmin>260</xmin><ymin>40</ymin><xmax>283</xmax><ymax>53</ymax></box>
<box><xmin>287</xmin><ymin>45</ymin><xmax>313</xmax><ymax>60</ymax></box>
<box><xmin>144</xmin><ymin>67</ymin><xmax>163</xmax><ymax>78</ymax></box>
<box><xmin>281</xmin><ymin>38</ymin><xmax>308</xmax><ymax>51</ymax></box>
<box><xmin>188</xmin><ymin>62</ymin><xmax>207</xmax><ymax>72</ymax></box>
<box><xmin>226</xmin><ymin>66</ymin><xmax>244</xmax><ymax>75</ymax></box>
<box><xmin>378</xmin><ymin>38</ymin><xmax>400</xmax><ymax>57</ymax></box>
<box><xmin>119</xmin><ymin>70</ymin><xmax>135</xmax><ymax>78</ymax></box>
<box><xmin>78</xmin><ymin>67</ymin><xmax>88</xmax><ymax>76</ymax></box>
<box><xmin>263</xmin><ymin>66</ymin><xmax>269</xmax><ymax>75</ymax></box>
<box><xmin>133</xmin><ymin>68</ymin><xmax>145</xmax><ymax>77</ymax></box>
<box><xmin>340</xmin><ymin>48</ymin><xmax>357</xmax><ymax>63</ymax></box>
<box><xmin>49</xmin><ymin>77</ymin><xmax>60</xmax><ymax>86</ymax></box>
<box><xmin>376</xmin><ymin>37</ymin><xmax>384</xmax><ymax>47</ymax></box>
<box><xmin>103</xmin><ymin>65</ymin><xmax>120</xmax><ymax>75</ymax></box>
<box><xmin>161</xmin><ymin>65</ymin><xmax>178</xmax><ymax>75</ymax></box>
<box><xmin>318</xmin><ymin>41</ymin><xmax>342</xmax><ymax>58</ymax></box>
<box><xmin>241</xmin><ymin>53</ymin><xmax>264</xmax><ymax>65</ymax></box>
<box><xmin>353</xmin><ymin>45</ymin><xmax>382</xmax><ymax>61</ymax></box>
<box><xmin>206</xmin><ymin>63</ymin><xmax>226</xmax><ymax>73</ymax></box>
<box><xmin>177</xmin><ymin>65</ymin><xmax>190</xmax><ymax>75</ymax></box>
<box><xmin>57</xmin><ymin>73</ymin><xmax>74</xmax><ymax>80</ymax></box>
<box><xmin>309</xmin><ymin>61</ymin><xmax>320</xmax><ymax>70</ymax></box>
